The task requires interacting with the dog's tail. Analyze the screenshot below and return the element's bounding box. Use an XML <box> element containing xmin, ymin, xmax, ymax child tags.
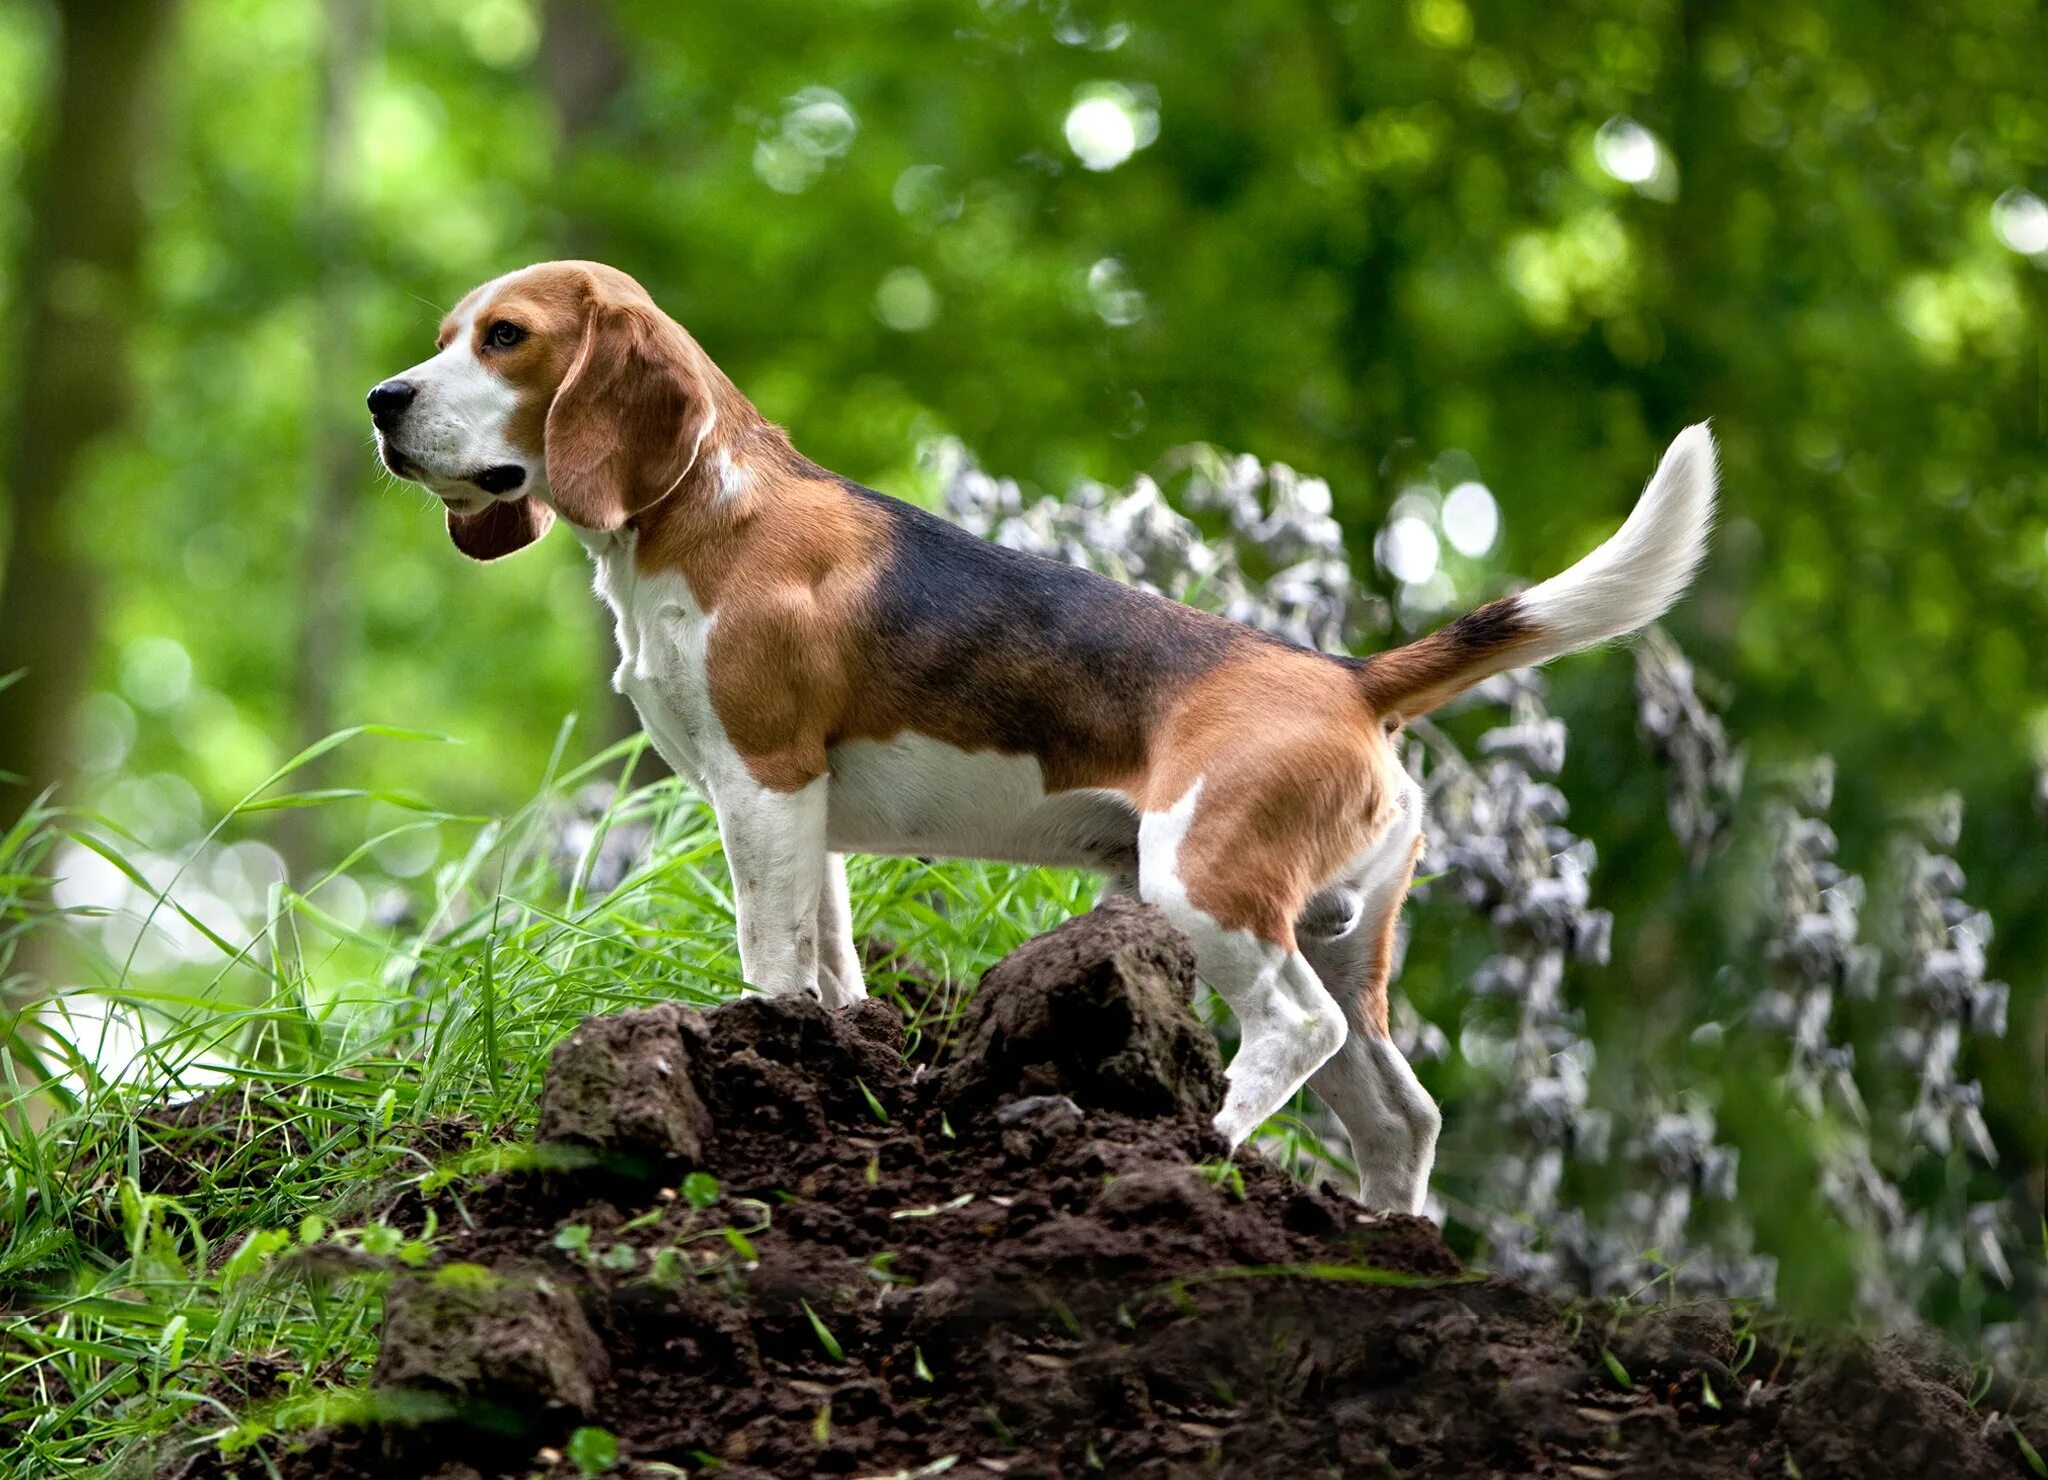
<box><xmin>1355</xmin><ymin>423</ymin><xmax>1717</xmax><ymax>725</ymax></box>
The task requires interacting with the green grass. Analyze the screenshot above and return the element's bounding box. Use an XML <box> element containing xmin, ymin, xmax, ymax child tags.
<box><xmin>0</xmin><ymin>727</ymin><xmax>1117</xmax><ymax>1475</ymax></box>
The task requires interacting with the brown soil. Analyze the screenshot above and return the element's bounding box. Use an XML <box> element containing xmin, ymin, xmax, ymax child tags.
<box><xmin>171</xmin><ymin>900</ymin><xmax>2032</xmax><ymax>1480</ymax></box>
<box><xmin>135</xmin><ymin>1087</ymin><xmax>315</xmax><ymax>1204</ymax></box>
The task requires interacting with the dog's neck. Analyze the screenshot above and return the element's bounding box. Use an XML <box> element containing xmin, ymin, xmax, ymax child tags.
<box><xmin>573</xmin><ymin>407</ymin><xmax>821</xmax><ymax>612</ymax></box>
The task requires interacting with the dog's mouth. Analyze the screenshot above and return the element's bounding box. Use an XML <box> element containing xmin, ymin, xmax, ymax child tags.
<box><xmin>469</xmin><ymin>464</ymin><xmax>527</xmax><ymax>496</ymax></box>
<box><xmin>375</xmin><ymin>435</ymin><xmax>525</xmax><ymax>500</ymax></box>
<box><xmin>377</xmin><ymin>440</ymin><xmax>421</xmax><ymax>480</ymax></box>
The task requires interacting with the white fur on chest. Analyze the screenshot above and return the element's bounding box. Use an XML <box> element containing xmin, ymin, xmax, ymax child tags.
<box><xmin>585</xmin><ymin>532</ymin><xmax>719</xmax><ymax>790</ymax></box>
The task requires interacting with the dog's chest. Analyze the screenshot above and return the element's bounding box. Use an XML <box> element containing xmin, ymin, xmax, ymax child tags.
<box><xmin>588</xmin><ymin>538</ymin><xmax>719</xmax><ymax>786</ymax></box>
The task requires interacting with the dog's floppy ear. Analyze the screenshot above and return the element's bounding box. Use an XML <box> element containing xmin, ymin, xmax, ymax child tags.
<box><xmin>448</xmin><ymin>496</ymin><xmax>556</xmax><ymax>562</ymax></box>
<box><xmin>544</xmin><ymin>297</ymin><xmax>706</xmax><ymax>533</ymax></box>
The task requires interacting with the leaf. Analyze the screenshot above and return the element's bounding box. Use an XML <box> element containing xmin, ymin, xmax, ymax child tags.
<box><xmin>855</xmin><ymin>1460</ymin><xmax>957</xmax><ymax>1480</ymax></box>
<box><xmin>682</xmin><ymin>1171</ymin><xmax>721</xmax><ymax>1208</ymax></box>
<box><xmin>2015</xmin><ymin>1424</ymin><xmax>2047</xmax><ymax>1479</ymax></box>
<box><xmin>856</xmin><ymin>1077</ymin><xmax>890</xmax><ymax>1124</ymax></box>
<box><xmin>1600</xmin><ymin>1346</ymin><xmax>1633</xmax><ymax>1390</ymax></box>
<box><xmin>1162</xmin><ymin>1260</ymin><xmax>1470</xmax><ymax>1295</ymax></box>
<box><xmin>891</xmin><ymin>1193</ymin><xmax>974</xmax><ymax>1221</ymax></box>
<box><xmin>566</xmin><ymin>1425</ymin><xmax>619</xmax><ymax>1476</ymax></box>
<box><xmin>801</xmin><ymin>1299</ymin><xmax>845</xmax><ymax>1362</ymax></box>
<box><xmin>157</xmin><ymin>1314</ymin><xmax>189</xmax><ymax>1373</ymax></box>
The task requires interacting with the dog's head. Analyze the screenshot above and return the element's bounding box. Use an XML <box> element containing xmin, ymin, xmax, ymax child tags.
<box><xmin>368</xmin><ymin>261</ymin><xmax>724</xmax><ymax>560</ymax></box>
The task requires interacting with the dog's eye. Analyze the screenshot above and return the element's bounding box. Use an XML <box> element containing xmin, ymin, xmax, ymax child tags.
<box><xmin>485</xmin><ymin>320</ymin><xmax>526</xmax><ymax>350</ymax></box>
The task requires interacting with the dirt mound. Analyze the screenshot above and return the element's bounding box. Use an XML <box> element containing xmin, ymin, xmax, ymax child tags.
<box><xmin>184</xmin><ymin>899</ymin><xmax>2030</xmax><ymax>1479</ymax></box>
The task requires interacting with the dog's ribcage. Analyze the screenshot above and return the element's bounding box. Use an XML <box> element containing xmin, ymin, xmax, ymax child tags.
<box><xmin>589</xmin><ymin>532</ymin><xmax>1140</xmax><ymax>873</ymax></box>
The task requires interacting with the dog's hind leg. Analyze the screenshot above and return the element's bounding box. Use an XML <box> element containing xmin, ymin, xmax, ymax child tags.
<box><xmin>1303</xmin><ymin>921</ymin><xmax>1440</xmax><ymax>1213</ymax></box>
<box><xmin>1300</xmin><ymin>785</ymin><xmax>1440</xmax><ymax>1213</ymax></box>
<box><xmin>816</xmin><ymin>851</ymin><xmax>867</xmax><ymax>1008</ymax></box>
<box><xmin>1309</xmin><ymin>1020</ymin><xmax>1440</xmax><ymax>1214</ymax></box>
<box><xmin>1138</xmin><ymin>780</ymin><xmax>1349</xmax><ymax>1148</ymax></box>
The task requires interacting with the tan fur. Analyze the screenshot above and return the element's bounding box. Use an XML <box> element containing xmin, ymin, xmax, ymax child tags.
<box><xmin>1145</xmin><ymin>655</ymin><xmax>1388</xmax><ymax>945</ymax></box>
<box><xmin>1354</xmin><ymin>829</ymin><xmax>1425</xmax><ymax>1039</ymax></box>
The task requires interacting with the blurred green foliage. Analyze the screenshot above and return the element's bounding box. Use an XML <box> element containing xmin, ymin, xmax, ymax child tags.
<box><xmin>0</xmin><ymin>0</ymin><xmax>2041</xmax><ymax>1276</ymax></box>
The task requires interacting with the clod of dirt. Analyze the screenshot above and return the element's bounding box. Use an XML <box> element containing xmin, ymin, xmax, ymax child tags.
<box><xmin>938</xmin><ymin>895</ymin><xmax>1225</xmax><ymax>1120</ymax></box>
<box><xmin>1092</xmin><ymin>1164</ymin><xmax>1226</xmax><ymax>1226</ymax></box>
<box><xmin>374</xmin><ymin>1267</ymin><xmax>608</xmax><ymax>1430</ymax></box>
<box><xmin>1774</xmin><ymin>1340</ymin><xmax>2009</xmax><ymax>1480</ymax></box>
<box><xmin>693</xmin><ymin>991</ymin><xmax>910</xmax><ymax>1133</ymax></box>
<box><xmin>1607</xmin><ymin>1300</ymin><xmax>1741</xmax><ymax>1390</ymax></box>
<box><xmin>534</xmin><ymin>1003</ymin><xmax>710</xmax><ymax>1174</ymax></box>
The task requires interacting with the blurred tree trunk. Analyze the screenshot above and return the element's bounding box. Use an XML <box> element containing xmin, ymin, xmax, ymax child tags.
<box><xmin>1657</xmin><ymin>0</ymin><xmax>1737</xmax><ymax>437</ymax></box>
<box><xmin>1296</xmin><ymin>2</ymin><xmax>1418</xmax><ymax>507</ymax></box>
<box><xmin>540</xmin><ymin>0</ymin><xmax>652</xmax><ymax>768</ymax></box>
<box><xmin>540</xmin><ymin>0</ymin><xmax>628</xmax><ymax>140</ymax></box>
<box><xmin>279</xmin><ymin>0</ymin><xmax>371</xmax><ymax>876</ymax></box>
<box><xmin>0</xmin><ymin>0</ymin><xmax>178</xmax><ymax>815</ymax></box>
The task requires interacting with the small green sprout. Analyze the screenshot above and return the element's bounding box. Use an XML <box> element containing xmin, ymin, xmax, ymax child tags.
<box><xmin>2016</xmin><ymin>1423</ymin><xmax>2046</xmax><ymax>1479</ymax></box>
<box><xmin>800</xmin><ymin>1299</ymin><xmax>845</xmax><ymax>1362</ymax></box>
<box><xmin>1196</xmin><ymin>1161</ymin><xmax>1246</xmax><ymax>1201</ymax></box>
<box><xmin>566</xmin><ymin>1424</ymin><xmax>619</xmax><ymax>1475</ymax></box>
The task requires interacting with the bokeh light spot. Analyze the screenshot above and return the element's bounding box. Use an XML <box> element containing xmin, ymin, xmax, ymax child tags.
<box><xmin>1991</xmin><ymin>189</ymin><xmax>2048</xmax><ymax>257</ymax></box>
<box><xmin>1595</xmin><ymin>117</ymin><xmax>1662</xmax><ymax>186</ymax></box>
<box><xmin>120</xmin><ymin>636</ymin><xmax>193</xmax><ymax>712</ymax></box>
<box><xmin>1062</xmin><ymin>85</ymin><xmax>1157</xmax><ymax>172</ymax></box>
<box><xmin>1378</xmin><ymin>515</ymin><xmax>1441</xmax><ymax>585</ymax></box>
<box><xmin>1443</xmin><ymin>481</ymin><xmax>1500</xmax><ymax>557</ymax></box>
<box><xmin>874</xmin><ymin>267</ymin><xmax>937</xmax><ymax>331</ymax></box>
<box><xmin>1065</xmin><ymin>96</ymin><xmax>1137</xmax><ymax>170</ymax></box>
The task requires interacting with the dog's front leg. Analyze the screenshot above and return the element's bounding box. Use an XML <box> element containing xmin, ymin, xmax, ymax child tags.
<box><xmin>712</xmin><ymin>774</ymin><xmax>829</xmax><ymax>1000</ymax></box>
<box><xmin>816</xmin><ymin>853</ymin><xmax>867</xmax><ymax>1008</ymax></box>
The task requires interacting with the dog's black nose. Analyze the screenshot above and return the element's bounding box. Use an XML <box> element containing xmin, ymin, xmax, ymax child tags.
<box><xmin>366</xmin><ymin>379</ymin><xmax>416</xmax><ymax>422</ymax></box>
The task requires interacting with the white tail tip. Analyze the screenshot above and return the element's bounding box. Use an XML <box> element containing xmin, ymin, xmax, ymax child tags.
<box><xmin>1517</xmin><ymin>423</ymin><xmax>1718</xmax><ymax>657</ymax></box>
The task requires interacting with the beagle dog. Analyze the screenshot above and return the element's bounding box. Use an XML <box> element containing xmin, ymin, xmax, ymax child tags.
<box><xmin>368</xmin><ymin>261</ymin><xmax>1716</xmax><ymax>1213</ymax></box>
